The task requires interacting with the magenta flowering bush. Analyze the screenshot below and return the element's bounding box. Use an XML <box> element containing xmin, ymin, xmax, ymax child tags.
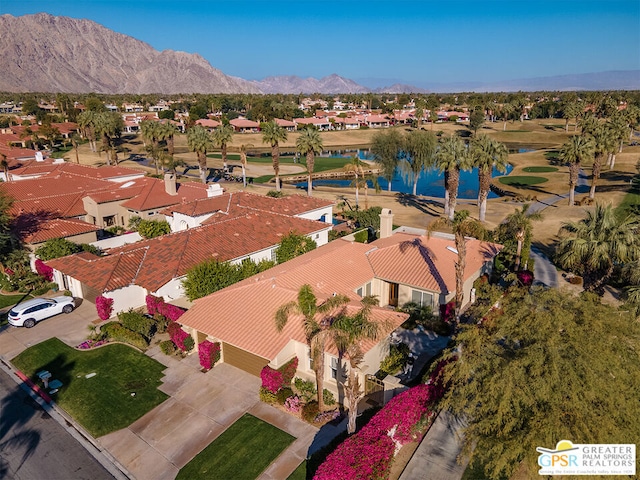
<box><xmin>284</xmin><ymin>395</ymin><xmax>302</xmax><ymax>413</ymax></box>
<box><xmin>198</xmin><ymin>340</ymin><xmax>221</xmax><ymax>370</ymax></box>
<box><xmin>314</xmin><ymin>364</ymin><xmax>451</xmax><ymax>480</ymax></box>
<box><xmin>34</xmin><ymin>259</ymin><xmax>53</xmax><ymax>281</ymax></box>
<box><xmin>76</xmin><ymin>339</ymin><xmax>108</xmax><ymax>350</ymax></box>
<box><xmin>145</xmin><ymin>294</ymin><xmax>185</xmax><ymax>321</ymax></box>
<box><xmin>167</xmin><ymin>321</ymin><xmax>191</xmax><ymax>351</ymax></box>
<box><xmin>95</xmin><ymin>295</ymin><xmax>114</xmax><ymax>320</ymax></box>
<box><xmin>439</xmin><ymin>300</ymin><xmax>456</xmax><ymax>323</ymax></box>
<box><xmin>517</xmin><ymin>269</ymin><xmax>534</xmax><ymax>287</ymax></box>
<box><xmin>260</xmin><ymin>366</ymin><xmax>284</xmax><ymax>394</ymax></box>
<box><xmin>281</xmin><ymin>356</ymin><xmax>299</xmax><ymax>386</ymax></box>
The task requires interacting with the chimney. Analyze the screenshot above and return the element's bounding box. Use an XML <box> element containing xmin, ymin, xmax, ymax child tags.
<box><xmin>207</xmin><ymin>183</ymin><xmax>224</xmax><ymax>197</ymax></box>
<box><xmin>379</xmin><ymin>208</ymin><xmax>393</xmax><ymax>239</ymax></box>
<box><xmin>164</xmin><ymin>173</ymin><xmax>177</xmax><ymax>196</ymax></box>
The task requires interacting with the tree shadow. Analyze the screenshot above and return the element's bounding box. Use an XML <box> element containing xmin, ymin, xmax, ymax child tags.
<box><xmin>398</xmin><ymin>238</ymin><xmax>448</xmax><ymax>294</ymax></box>
<box><xmin>395</xmin><ymin>193</ymin><xmax>444</xmax><ymax>216</ymax></box>
<box><xmin>11</xmin><ymin>209</ymin><xmax>57</xmax><ymax>241</ymax></box>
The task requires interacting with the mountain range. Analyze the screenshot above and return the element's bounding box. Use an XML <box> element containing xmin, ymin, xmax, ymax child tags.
<box><xmin>1</xmin><ymin>13</ymin><xmax>638</xmax><ymax>95</ymax></box>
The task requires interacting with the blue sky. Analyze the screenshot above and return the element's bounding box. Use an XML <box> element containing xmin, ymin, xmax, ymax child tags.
<box><xmin>2</xmin><ymin>1</ymin><xmax>638</xmax><ymax>88</ymax></box>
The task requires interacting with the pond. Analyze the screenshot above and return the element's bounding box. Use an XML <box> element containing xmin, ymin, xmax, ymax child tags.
<box><xmin>296</xmin><ymin>164</ymin><xmax>514</xmax><ymax>199</ymax></box>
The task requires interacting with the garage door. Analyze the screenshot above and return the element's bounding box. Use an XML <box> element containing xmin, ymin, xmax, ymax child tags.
<box><xmin>82</xmin><ymin>284</ymin><xmax>101</xmax><ymax>304</ymax></box>
<box><xmin>222</xmin><ymin>342</ymin><xmax>269</xmax><ymax>377</ymax></box>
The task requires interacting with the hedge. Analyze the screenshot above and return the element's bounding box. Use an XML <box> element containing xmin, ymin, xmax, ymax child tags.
<box><xmin>118</xmin><ymin>309</ymin><xmax>156</xmax><ymax>339</ymax></box>
<box><xmin>100</xmin><ymin>322</ymin><xmax>148</xmax><ymax>350</ymax></box>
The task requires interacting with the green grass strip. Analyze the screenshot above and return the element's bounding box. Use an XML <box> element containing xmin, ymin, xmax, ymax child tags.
<box><xmin>522</xmin><ymin>166</ymin><xmax>559</xmax><ymax>173</ymax></box>
<box><xmin>177</xmin><ymin>413</ymin><xmax>295</xmax><ymax>480</ymax></box>
<box><xmin>499</xmin><ymin>176</ymin><xmax>549</xmax><ymax>186</ymax></box>
<box><xmin>12</xmin><ymin>338</ymin><xmax>168</xmax><ymax>437</ymax></box>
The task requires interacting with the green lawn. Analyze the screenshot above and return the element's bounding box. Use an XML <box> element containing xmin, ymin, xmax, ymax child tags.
<box><xmin>287</xmin><ymin>461</ymin><xmax>307</xmax><ymax>480</ymax></box>
<box><xmin>251</xmin><ymin>156</ymin><xmax>355</xmax><ymax>184</ymax></box>
<box><xmin>615</xmin><ymin>182</ymin><xmax>640</xmax><ymax>218</ymax></box>
<box><xmin>498</xmin><ymin>176</ymin><xmax>549</xmax><ymax>186</ymax></box>
<box><xmin>522</xmin><ymin>166</ymin><xmax>559</xmax><ymax>173</ymax></box>
<box><xmin>12</xmin><ymin>338</ymin><xmax>168</xmax><ymax>437</ymax></box>
<box><xmin>0</xmin><ymin>293</ymin><xmax>32</xmax><ymax>326</ymax></box>
<box><xmin>176</xmin><ymin>414</ymin><xmax>295</xmax><ymax>480</ymax></box>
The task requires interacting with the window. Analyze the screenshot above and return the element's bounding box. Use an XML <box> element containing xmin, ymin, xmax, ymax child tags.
<box><xmin>356</xmin><ymin>282</ymin><xmax>372</xmax><ymax>297</ymax></box>
<box><xmin>330</xmin><ymin>357</ymin><xmax>338</xmax><ymax>380</ymax></box>
<box><xmin>307</xmin><ymin>346</ymin><xmax>313</xmax><ymax>370</ymax></box>
<box><xmin>412</xmin><ymin>289</ymin><xmax>434</xmax><ymax>308</ymax></box>
<box><xmin>103</xmin><ymin>215</ymin><xmax>116</xmax><ymax>227</ymax></box>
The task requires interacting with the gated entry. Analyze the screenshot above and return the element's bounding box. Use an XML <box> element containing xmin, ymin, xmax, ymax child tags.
<box><xmin>365</xmin><ymin>374</ymin><xmax>384</xmax><ymax>405</ymax></box>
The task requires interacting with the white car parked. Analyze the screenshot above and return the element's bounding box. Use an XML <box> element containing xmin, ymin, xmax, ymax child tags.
<box><xmin>8</xmin><ymin>296</ymin><xmax>76</xmax><ymax>328</ymax></box>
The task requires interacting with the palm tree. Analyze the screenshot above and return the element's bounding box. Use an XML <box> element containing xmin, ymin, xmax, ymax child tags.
<box><xmin>371</xmin><ymin>129</ymin><xmax>402</xmax><ymax>192</ymax></box>
<box><xmin>429</xmin><ymin>210</ymin><xmax>486</xmax><ymax>322</ymax></box>
<box><xmin>343</xmin><ymin>156</ymin><xmax>368</xmax><ymax>209</ymax></box>
<box><xmin>77</xmin><ymin>110</ymin><xmax>97</xmax><ymax>152</ymax></box>
<box><xmin>588</xmin><ymin>125</ymin><xmax>616</xmax><ymax>199</ymax></box>
<box><xmin>158</xmin><ymin>122</ymin><xmax>177</xmax><ymax>157</ymax></box>
<box><xmin>562</xmin><ymin>101</ymin><xmax>582</xmax><ymax>132</ymax></box>
<box><xmin>94</xmin><ymin>112</ymin><xmax>123</xmax><ymax>165</ymax></box>
<box><xmin>140</xmin><ymin>120</ymin><xmax>162</xmax><ymax>174</ymax></box>
<box><xmin>332</xmin><ymin>296</ymin><xmax>381</xmax><ymax>435</ymax></box>
<box><xmin>556</xmin><ymin>204</ymin><xmax>640</xmax><ymax>294</ymax></box>
<box><xmin>238</xmin><ymin>143</ymin><xmax>253</xmax><ymax>187</ymax></box>
<box><xmin>211</xmin><ymin>124</ymin><xmax>234</xmax><ymax>170</ymax></box>
<box><xmin>187</xmin><ymin>125</ymin><xmax>213</xmax><ymax>183</ymax></box>
<box><xmin>436</xmin><ymin>135</ymin><xmax>469</xmax><ymax>220</ymax></box>
<box><xmin>501</xmin><ymin>204</ymin><xmax>543</xmax><ymax>270</ymax></box>
<box><xmin>261</xmin><ymin>120</ymin><xmax>288</xmax><ymax>191</ymax></box>
<box><xmin>0</xmin><ymin>154</ymin><xmax>9</xmax><ymax>182</ymax></box>
<box><xmin>296</xmin><ymin>128</ymin><xmax>324</xmax><ymax>196</ymax></box>
<box><xmin>70</xmin><ymin>133</ymin><xmax>81</xmax><ymax>164</ymax></box>
<box><xmin>275</xmin><ymin>285</ymin><xmax>350</xmax><ymax>412</ymax></box>
<box><xmin>559</xmin><ymin>135</ymin><xmax>595</xmax><ymax>206</ymax></box>
<box><xmin>400</xmin><ymin>129</ymin><xmax>437</xmax><ymax>196</ymax></box>
<box><xmin>469</xmin><ymin>135</ymin><xmax>509</xmax><ymax>222</ymax></box>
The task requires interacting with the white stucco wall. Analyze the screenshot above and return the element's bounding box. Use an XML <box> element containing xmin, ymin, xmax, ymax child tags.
<box><xmin>91</xmin><ymin>232</ymin><xmax>142</xmax><ymax>249</ymax></box>
<box><xmin>51</xmin><ymin>269</ymin><xmax>84</xmax><ymax>298</ymax></box>
<box><xmin>295</xmin><ymin>205</ymin><xmax>333</xmax><ymax>224</ymax></box>
<box><xmin>166</xmin><ymin>211</ymin><xmax>215</xmax><ymax>232</ymax></box>
<box><xmin>105</xmin><ymin>285</ymin><xmax>147</xmax><ymax>315</ymax></box>
<box><xmin>154</xmin><ymin>276</ymin><xmax>186</xmax><ymax>301</ymax></box>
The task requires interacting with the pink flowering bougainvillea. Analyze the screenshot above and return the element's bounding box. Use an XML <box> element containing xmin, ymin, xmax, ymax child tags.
<box><xmin>284</xmin><ymin>395</ymin><xmax>302</xmax><ymax>413</ymax></box>
<box><xmin>439</xmin><ymin>300</ymin><xmax>456</xmax><ymax>324</ymax></box>
<box><xmin>517</xmin><ymin>269</ymin><xmax>534</xmax><ymax>287</ymax></box>
<box><xmin>260</xmin><ymin>366</ymin><xmax>284</xmax><ymax>394</ymax></box>
<box><xmin>34</xmin><ymin>259</ymin><xmax>53</xmax><ymax>282</ymax></box>
<box><xmin>314</xmin><ymin>363</ymin><xmax>451</xmax><ymax>480</ymax></box>
<box><xmin>167</xmin><ymin>321</ymin><xmax>190</xmax><ymax>351</ymax></box>
<box><xmin>198</xmin><ymin>340</ymin><xmax>221</xmax><ymax>370</ymax></box>
<box><xmin>95</xmin><ymin>295</ymin><xmax>114</xmax><ymax>320</ymax></box>
<box><xmin>145</xmin><ymin>294</ymin><xmax>185</xmax><ymax>321</ymax></box>
<box><xmin>280</xmin><ymin>356</ymin><xmax>298</xmax><ymax>386</ymax></box>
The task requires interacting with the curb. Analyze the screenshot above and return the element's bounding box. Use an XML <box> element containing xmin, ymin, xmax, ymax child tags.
<box><xmin>0</xmin><ymin>356</ymin><xmax>133</xmax><ymax>480</ymax></box>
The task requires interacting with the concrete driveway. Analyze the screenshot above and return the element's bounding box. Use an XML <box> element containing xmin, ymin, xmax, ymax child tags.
<box><xmin>0</xmin><ymin>298</ymin><xmax>97</xmax><ymax>360</ymax></box>
<box><xmin>99</xmin><ymin>347</ymin><xmax>319</xmax><ymax>480</ymax></box>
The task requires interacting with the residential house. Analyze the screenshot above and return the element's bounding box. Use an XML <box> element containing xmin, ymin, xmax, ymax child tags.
<box><xmin>293</xmin><ymin>117</ymin><xmax>332</xmax><ymax>131</ymax></box>
<box><xmin>229</xmin><ymin>118</ymin><xmax>260</xmax><ymax>133</ymax></box>
<box><xmin>195</xmin><ymin>119</ymin><xmax>221</xmax><ymax>130</ymax></box>
<box><xmin>176</xmin><ymin>209</ymin><xmax>501</xmax><ymax>401</ymax></box>
<box><xmin>365</xmin><ymin>114</ymin><xmax>391</xmax><ymax>128</ymax></box>
<box><xmin>273</xmin><ymin>118</ymin><xmax>296</xmax><ymax>132</ymax></box>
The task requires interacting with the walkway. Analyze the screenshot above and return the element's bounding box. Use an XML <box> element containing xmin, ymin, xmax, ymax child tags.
<box><xmin>98</xmin><ymin>346</ymin><xmax>319</xmax><ymax>480</ymax></box>
<box><xmin>399</xmin><ymin>411</ymin><xmax>468</xmax><ymax>480</ymax></box>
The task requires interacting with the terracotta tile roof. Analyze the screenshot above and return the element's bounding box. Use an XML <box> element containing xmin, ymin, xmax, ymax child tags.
<box><xmin>195</xmin><ymin>119</ymin><xmax>221</xmax><ymax>128</ymax></box>
<box><xmin>120</xmin><ymin>179</ymin><xmax>208</xmax><ymax>212</ymax></box>
<box><xmin>0</xmin><ymin>145</ymin><xmax>39</xmax><ymax>161</ymax></box>
<box><xmin>229</xmin><ymin>118</ymin><xmax>260</xmax><ymax>128</ymax></box>
<box><xmin>178</xmin><ymin>238</ymin><xmax>408</xmax><ymax>360</ymax></box>
<box><xmin>274</xmin><ymin>118</ymin><xmax>296</xmax><ymax>127</ymax></box>
<box><xmin>22</xmin><ymin>218</ymin><xmax>101</xmax><ymax>244</ymax></box>
<box><xmin>367</xmin><ymin>233</ymin><xmax>502</xmax><ymax>294</ymax></box>
<box><xmin>294</xmin><ymin>118</ymin><xmax>331</xmax><ymax>125</ymax></box>
<box><xmin>160</xmin><ymin>194</ymin><xmax>232</xmax><ymax>217</ymax></box>
<box><xmin>47</xmin><ymin>211</ymin><xmax>330</xmax><ymax>293</ymax></box>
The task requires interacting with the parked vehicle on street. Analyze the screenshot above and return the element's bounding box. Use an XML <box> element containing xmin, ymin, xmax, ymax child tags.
<box><xmin>8</xmin><ymin>296</ymin><xmax>76</xmax><ymax>328</ymax></box>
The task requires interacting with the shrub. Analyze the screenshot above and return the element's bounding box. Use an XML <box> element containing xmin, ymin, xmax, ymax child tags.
<box><xmin>302</xmin><ymin>401</ymin><xmax>320</xmax><ymax>423</ymax></box>
<box><xmin>95</xmin><ymin>295</ymin><xmax>114</xmax><ymax>320</ymax></box>
<box><xmin>294</xmin><ymin>377</ymin><xmax>316</xmax><ymax>402</ymax></box>
<box><xmin>280</xmin><ymin>356</ymin><xmax>298</xmax><ymax>387</ymax></box>
<box><xmin>118</xmin><ymin>309</ymin><xmax>156</xmax><ymax>339</ymax></box>
<box><xmin>276</xmin><ymin>387</ymin><xmax>294</xmax><ymax>405</ymax></box>
<box><xmin>259</xmin><ymin>387</ymin><xmax>277</xmax><ymax>404</ymax></box>
<box><xmin>167</xmin><ymin>322</ymin><xmax>191</xmax><ymax>351</ymax></box>
<box><xmin>137</xmin><ymin>219</ymin><xmax>171</xmax><ymax>239</ymax></box>
<box><xmin>260</xmin><ymin>366</ymin><xmax>284</xmax><ymax>394</ymax></box>
<box><xmin>439</xmin><ymin>300</ymin><xmax>456</xmax><ymax>324</ymax></box>
<box><xmin>31</xmin><ymin>283</ymin><xmax>55</xmax><ymax>296</ymax></box>
<box><xmin>34</xmin><ymin>259</ymin><xmax>53</xmax><ymax>281</ymax></box>
<box><xmin>266</xmin><ymin>190</ymin><xmax>284</xmax><ymax>198</ymax></box>
<box><xmin>153</xmin><ymin>314</ymin><xmax>169</xmax><ymax>333</ymax></box>
<box><xmin>284</xmin><ymin>395</ymin><xmax>302</xmax><ymax>414</ymax></box>
<box><xmin>378</xmin><ymin>342</ymin><xmax>410</xmax><ymax>377</ymax></box>
<box><xmin>275</xmin><ymin>232</ymin><xmax>317</xmax><ymax>264</ymax></box>
<box><xmin>100</xmin><ymin>322</ymin><xmax>148</xmax><ymax>350</ymax></box>
<box><xmin>516</xmin><ymin>269</ymin><xmax>534</xmax><ymax>287</ymax></box>
<box><xmin>353</xmin><ymin>229</ymin><xmax>368</xmax><ymax>243</ymax></box>
<box><xmin>183</xmin><ymin>335</ymin><xmax>195</xmax><ymax>352</ymax></box>
<box><xmin>145</xmin><ymin>294</ymin><xmax>185</xmax><ymax>321</ymax></box>
<box><xmin>323</xmin><ymin>389</ymin><xmax>336</xmax><ymax>406</ymax></box>
<box><xmin>159</xmin><ymin>340</ymin><xmax>176</xmax><ymax>355</ymax></box>
<box><xmin>198</xmin><ymin>340</ymin><xmax>221</xmax><ymax>370</ymax></box>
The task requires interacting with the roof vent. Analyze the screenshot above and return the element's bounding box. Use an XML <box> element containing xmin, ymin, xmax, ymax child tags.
<box><xmin>446</xmin><ymin>246</ymin><xmax>459</xmax><ymax>254</ymax></box>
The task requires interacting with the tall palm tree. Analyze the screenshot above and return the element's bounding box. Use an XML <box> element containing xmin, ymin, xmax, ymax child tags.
<box><xmin>371</xmin><ymin>129</ymin><xmax>402</xmax><ymax>192</ymax></box>
<box><xmin>557</xmin><ymin>204</ymin><xmax>640</xmax><ymax>294</ymax></box>
<box><xmin>77</xmin><ymin>110</ymin><xmax>97</xmax><ymax>152</ymax></box>
<box><xmin>187</xmin><ymin>125</ymin><xmax>213</xmax><ymax>183</ymax></box>
<box><xmin>562</xmin><ymin>101</ymin><xmax>582</xmax><ymax>132</ymax></box>
<box><xmin>559</xmin><ymin>135</ymin><xmax>595</xmax><ymax>206</ymax></box>
<box><xmin>239</xmin><ymin>143</ymin><xmax>253</xmax><ymax>187</ymax></box>
<box><xmin>588</xmin><ymin>125</ymin><xmax>616</xmax><ymax>199</ymax></box>
<box><xmin>469</xmin><ymin>135</ymin><xmax>509</xmax><ymax>222</ymax></box>
<box><xmin>296</xmin><ymin>128</ymin><xmax>323</xmax><ymax>196</ymax></box>
<box><xmin>436</xmin><ymin>135</ymin><xmax>469</xmax><ymax>220</ymax></box>
<box><xmin>343</xmin><ymin>156</ymin><xmax>367</xmax><ymax>209</ymax></box>
<box><xmin>94</xmin><ymin>112</ymin><xmax>123</xmax><ymax>165</ymax></box>
<box><xmin>400</xmin><ymin>129</ymin><xmax>437</xmax><ymax>196</ymax></box>
<box><xmin>275</xmin><ymin>285</ymin><xmax>350</xmax><ymax>412</ymax></box>
<box><xmin>211</xmin><ymin>124</ymin><xmax>234</xmax><ymax>170</ymax></box>
<box><xmin>429</xmin><ymin>210</ymin><xmax>486</xmax><ymax>322</ymax></box>
<box><xmin>70</xmin><ymin>133</ymin><xmax>81</xmax><ymax>164</ymax></box>
<box><xmin>158</xmin><ymin>122</ymin><xmax>177</xmax><ymax>157</ymax></box>
<box><xmin>140</xmin><ymin>120</ymin><xmax>162</xmax><ymax>174</ymax></box>
<box><xmin>261</xmin><ymin>120</ymin><xmax>288</xmax><ymax>191</ymax></box>
<box><xmin>501</xmin><ymin>204</ymin><xmax>543</xmax><ymax>270</ymax></box>
<box><xmin>332</xmin><ymin>296</ymin><xmax>381</xmax><ymax>435</ymax></box>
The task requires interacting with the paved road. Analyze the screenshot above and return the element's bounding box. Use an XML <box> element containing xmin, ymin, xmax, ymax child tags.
<box><xmin>530</xmin><ymin>246</ymin><xmax>558</xmax><ymax>288</ymax></box>
<box><xmin>0</xmin><ymin>368</ymin><xmax>115</xmax><ymax>480</ymax></box>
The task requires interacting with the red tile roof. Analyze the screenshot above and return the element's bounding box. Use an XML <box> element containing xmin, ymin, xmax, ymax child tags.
<box><xmin>195</xmin><ymin>119</ymin><xmax>221</xmax><ymax>128</ymax></box>
<box><xmin>229</xmin><ymin>118</ymin><xmax>260</xmax><ymax>128</ymax></box>
<box><xmin>274</xmin><ymin>118</ymin><xmax>296</xmax><ymax>127</ymax></box>
<box><xmin>47</xmin><ymin>211</ymin><xmax>331</xmax><ymax>293</ymax></box>
<box><xmin>22</xmin><ymin>218</ymin><xmax>101</xmax><ymax>244</ymax></box>
<box><xmin>121</xmin><ymin>179</ymin><xmax>208</xmax><ymax>212</ymax></box>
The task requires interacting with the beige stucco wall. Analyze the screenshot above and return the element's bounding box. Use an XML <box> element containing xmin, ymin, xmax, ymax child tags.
<box><xmin>83</xmin><ymin>197</ymin><xmax>128</xmax><ymax>228</ymax></box>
